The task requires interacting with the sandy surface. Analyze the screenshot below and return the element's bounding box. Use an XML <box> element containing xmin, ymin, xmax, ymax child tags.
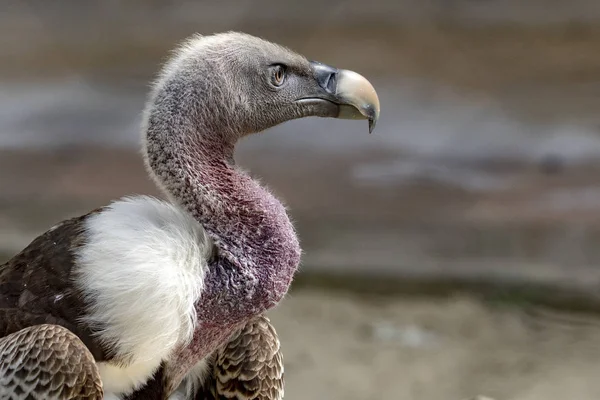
<box><xmin>272</xmin><ymin>289</ymin><xmax>600</xmax><ymax>400</ymax></box>
<box><xmin>2</xmin><ymin>149</ymin><xmax>600</xmax><ymax>399</ymax></box>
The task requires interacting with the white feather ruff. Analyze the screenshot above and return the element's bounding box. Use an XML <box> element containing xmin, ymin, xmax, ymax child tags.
<box><xmin>75</xmin><ymin>196</ymin><xmax>212</xmax><ymax>396</ymax></box>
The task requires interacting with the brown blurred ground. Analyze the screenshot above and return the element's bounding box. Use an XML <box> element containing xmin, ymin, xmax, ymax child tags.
<box><xmin>270</xmin><ymin>289</ymin><xmax>600</xmax><ymax>400</ymax></box>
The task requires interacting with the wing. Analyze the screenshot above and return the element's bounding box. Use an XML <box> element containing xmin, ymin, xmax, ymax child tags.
<box><xmin>198</xmin><ymin>315</ymin><xmax>284</xmax><ymax>400</ymax></box>
<box><xmin>116</xmin><ymin>316</ymin><xmax>284</xmax><ymax>400</ymax></box>
<box><xmin>0</xmin><ymin>324</ymin><xmax>103</xmax><ymax>399</ymax></box>
<box><xmin>0</xmin><ymin>210</ymin><xmax>108</xmax><ymax>361</ymax></box>
<box><xmin>124</xmin><ymin>316</ymin><xmax>284</xmax><ymax>400</ymax></box>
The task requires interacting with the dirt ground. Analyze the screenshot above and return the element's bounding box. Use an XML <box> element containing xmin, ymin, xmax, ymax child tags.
<box><xmin>271</xmin><ymin>289</ymin><xmax>600</xmax><ymax>400</ymax></box>
<box><xmin>3</xmin><ymin>150</ymin><xmax>600</xmax><ymax>400</ymax></box>
<box><xmin>3</xmin><ymin>149</ymin><xmax>600</xmax><ymax>400</ymax></box>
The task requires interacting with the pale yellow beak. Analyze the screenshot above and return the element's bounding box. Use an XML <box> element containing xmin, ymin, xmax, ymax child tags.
<box><xmin>335</xmin><ymin>69</ymin><xmax>380</xmax><ymax>133</ymax></box>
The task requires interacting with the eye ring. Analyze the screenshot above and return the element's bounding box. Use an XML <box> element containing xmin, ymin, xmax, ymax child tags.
<box><xmin>270</xmin><ymin>65</ymin><xmax>286</xmax><ymax>87</ymax></box>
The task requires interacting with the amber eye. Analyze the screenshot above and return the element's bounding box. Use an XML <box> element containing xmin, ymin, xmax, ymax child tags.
<box><xmin>271</xmin><ymin>65</ymin><xmax>286</xmax><ymax>87</ymax></box>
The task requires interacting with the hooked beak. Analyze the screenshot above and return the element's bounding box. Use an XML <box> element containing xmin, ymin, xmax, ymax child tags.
<box><xmin>300</xmin><ymin>61</ymin><xmax>380</xmax><ymax>133</ymax></box>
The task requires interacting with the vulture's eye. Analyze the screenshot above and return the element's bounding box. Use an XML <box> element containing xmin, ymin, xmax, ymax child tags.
<box><xmin>270</xmin><ymin>65</ymin><xmax>286</xmax><ymax>87</ymax></box>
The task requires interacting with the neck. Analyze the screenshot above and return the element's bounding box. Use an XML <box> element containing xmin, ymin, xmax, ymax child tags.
<box><xmin>182</xmin><ymin>137</ymin><xmax>299</xmax><ymax>271</ymax></box>
<box><xmin>145</xmin><ymin>122</ymin><xmax>301</xmax><ymax>324</ymax></box>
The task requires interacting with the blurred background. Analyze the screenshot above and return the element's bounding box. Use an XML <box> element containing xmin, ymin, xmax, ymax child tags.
<box><xmin>3</xmin><ymin>1</ymin><xmax>600</xmax><ymax>399</ymax></box>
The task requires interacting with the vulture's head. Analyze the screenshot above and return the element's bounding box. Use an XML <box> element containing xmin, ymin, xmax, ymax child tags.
<box><xmin>145</xmin><ymin>31</ymin><xmax>380</xmax><ymax>147</ymax></box>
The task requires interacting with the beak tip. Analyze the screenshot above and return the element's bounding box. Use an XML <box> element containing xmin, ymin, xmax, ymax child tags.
<box><xmin>368</xmin><ymin>118</ymin><xmax>376</xmax><ymax>134</ymax></box>
<box><xmin>364</xmin><ymin>102</ymin><xmax>379</xmax><ymax>134</ymax></box>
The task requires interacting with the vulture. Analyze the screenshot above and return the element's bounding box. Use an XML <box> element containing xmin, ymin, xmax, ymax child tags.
<box><xmin>0</xmin><ymin>32</ymin><xmax>380</xmax><ymax>400</ymax></box>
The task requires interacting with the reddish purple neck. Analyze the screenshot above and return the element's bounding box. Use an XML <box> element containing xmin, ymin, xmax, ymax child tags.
<box><xmin>148</xmin><ymin>130</ymin><xmax>301</xmax><ymax>324</ymax></box>
<box><xmin>179</xmin><ymin>138</ymin><xmax>300</xmax><ymax>274</ymax></box>
<box><xmin>146</xmin><ymin>116</ymin><xmax>301</xmax><ymax>392</ymax></box>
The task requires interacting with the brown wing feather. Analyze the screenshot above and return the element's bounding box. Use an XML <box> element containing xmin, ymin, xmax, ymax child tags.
<box><xmin>0</xmin><ymin>210</ymin><xmax>108</xmax><ymax>361</ymax></box>
<box><xmin>0</xmin><ymin>324</ymin><xmax>103</xmax><ymax>399</ymax></box>
<box><xmin>198</xmin><ymin>315</ymin><xmax>284</xmax><ymax>400</ymax></box>
<box><xmin>118</xmin><ymin>316</ymin><xmax>285</xmax><ymax>400</ymax></box>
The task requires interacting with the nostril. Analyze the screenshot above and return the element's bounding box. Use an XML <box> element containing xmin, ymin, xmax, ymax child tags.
<box><xmin>311</xmin><ymin>61</ymin><xmax>339</xmax><ymax>94</ymax></box>
<box><xmin>326</xmin><ymin>73</ymin><xmax>337</xmax><ymax>94</ymax></box>
<box><xmin>316</xmin><ymin>71</ymin><xmax>337</xmax><ymax>94</ymax></box>
<box><xmin>316</xmin><ymin>71</ymin><xmax>329</xmax><ymax>91</ymax></box>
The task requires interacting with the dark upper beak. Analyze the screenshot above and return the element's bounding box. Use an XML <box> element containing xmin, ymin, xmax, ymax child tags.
<box><xmin>310</xmin><ymin>61</ymin><xmax>380</xmax><ymax>133</ymax></box>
